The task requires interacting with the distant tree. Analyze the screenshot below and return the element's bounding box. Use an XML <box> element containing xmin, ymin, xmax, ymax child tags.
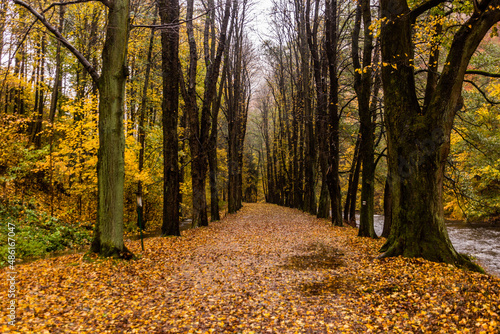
<box><xmin>225</xmin><ymin>0</ymin><xmax>252</xmax><ymax>214</ymax></box>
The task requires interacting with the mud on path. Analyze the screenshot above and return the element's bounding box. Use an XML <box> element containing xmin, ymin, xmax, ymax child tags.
<box><xmin>1</xmin><ymin>203</ymin><xmax>499</xmax><ymax>333</ymax></box>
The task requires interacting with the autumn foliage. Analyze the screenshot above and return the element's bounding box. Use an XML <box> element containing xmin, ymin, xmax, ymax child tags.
<box><xmin>1</xmin><ymin>204</ymin><xmax>498</xmax><ymax>333</ymax></box>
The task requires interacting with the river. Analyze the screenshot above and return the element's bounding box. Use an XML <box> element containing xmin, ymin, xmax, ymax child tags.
<box><xmin>365</xmin><ymin>215</ymin><xmax>500</xmax><ymax>277</ymax></box>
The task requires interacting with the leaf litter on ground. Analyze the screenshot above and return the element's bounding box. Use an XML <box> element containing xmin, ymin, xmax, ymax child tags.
<box><xmin>1</xmin><ymin>203</ymin><xmax>499</xmax><ymax>333</ymax></box>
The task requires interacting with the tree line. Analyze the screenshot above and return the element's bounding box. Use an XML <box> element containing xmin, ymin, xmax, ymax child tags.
<box><xmin>3</xmin><ymin>0</ymin><xmax>256</xmax><ymax>258</ymax></box>
<box><xmin>254</xmin><ymin>0</ymin><xmax>500</xmax><ymax>270</ymax></box>
<box><xmin>1</xmin><ymin>0</ymin><xmax>500</xmax><ymax>270</ymax></box>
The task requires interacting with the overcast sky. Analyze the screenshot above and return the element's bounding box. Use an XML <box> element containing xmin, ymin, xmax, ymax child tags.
<box><xmin>248</xmin><ymin>0</ymin><xmax>274</xmax><ymax>44</ymax></box>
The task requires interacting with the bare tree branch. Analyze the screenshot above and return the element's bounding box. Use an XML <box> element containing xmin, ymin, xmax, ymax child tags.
<box><xmin>409</xmin><ymin>0</ymin><xmax>450</xmax><ymax>23</ymax></box>
<box><xmin>132</xmin><ymin>6</ymin><xmax>220</xmax><ymax>30</ymax></box>
<box><xmin>465</xmin><ymin>70</ymin><xmax>500</xmax><ymax>78</ymax></box>
<box><xmin>13</xmin><ymin>0</ymin><xmax>100</xmax><ymax>85</ymax></box>
<box><xmin>42</xmin><ymin>0</ymin><xmax>109</xmax><ymax>14</ymax></box>
<box><xmin>464</xmin><ymin>79</ymin><xmax>500</xmax><ymax>105</ymax></box>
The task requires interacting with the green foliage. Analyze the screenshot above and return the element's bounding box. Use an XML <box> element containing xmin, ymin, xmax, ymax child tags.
<box><xmin>447</xmin><ymin>102</ymin><xmax>500</xmax><ymax>221</ymax></box>
<box><xmin>445</xmin><ymin>37</ymin><xmax>500</xmax><ymax>221</ymax></box>
<box><xmin>0</xmin><ymin>201</ymin><xmax>92</xmax><ymax>267</ymax></box>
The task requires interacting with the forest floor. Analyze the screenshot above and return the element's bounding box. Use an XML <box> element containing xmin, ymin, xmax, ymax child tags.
<box><xmin>1</xmin><ymin>203</ymin><xmax>500</xmax><ymax>333</ymax></box>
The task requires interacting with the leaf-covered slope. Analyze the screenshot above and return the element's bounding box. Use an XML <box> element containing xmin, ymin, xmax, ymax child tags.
<box><xmin>1</xmin><ymin>203</ymin><xmax>499</xmax><ymax>333</ymax></box>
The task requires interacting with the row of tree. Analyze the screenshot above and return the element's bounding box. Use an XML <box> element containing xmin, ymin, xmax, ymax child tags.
<box><xmin>254</xmin><ymin>0</ymin><xmax>500</xmax><ymax>270</ymax></box>
<box><xmin>2</xmin><ymin>0</ymin><xmax>500</xmax><ymax>270</ymax></box>
<box><xmin>3</xmin><ymin>0</ymin><xmax>257</xmax><ymax>257</ymax></box>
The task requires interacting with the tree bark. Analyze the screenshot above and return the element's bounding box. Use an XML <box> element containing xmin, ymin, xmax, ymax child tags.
<box><xmin>325</xmin><ymin>0</ymin><xmax>342</xmax><ymax>226</ymax></box>
<box><xmin>382</xmin><ymin>175</ymin><xmax>392</xmax><ymax>238</ymax></box>
<box><xmin>227</xmin><ymin>0</ymin><xmax>248</xmax><ymax>214</ymax></box>
<box><xmin>159</xmin><ymin>0</ymin><xmax>180</xmax><ymax>236</ymax></box>
<box><xmin>13</xmin><ymin>1</ymin><xmax>131</xmax><ymax>258</ymax></box>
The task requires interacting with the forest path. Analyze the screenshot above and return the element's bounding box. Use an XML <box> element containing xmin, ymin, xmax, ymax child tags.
<box><xmin>2</xmin><ymin>203</ymin><xmax>500</xmax><ymax>333</ymax></box>
<box><xmin>152</xmin><ymin>203</ymin><xmax>369</xmax><ymax>332</ymax></box>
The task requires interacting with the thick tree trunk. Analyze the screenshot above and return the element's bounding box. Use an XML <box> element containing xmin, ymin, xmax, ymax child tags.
<box><xmin>92</xmin><ymin>0</ymin><xmax>131</xmax><ymax>257</ymax></box>
<box><xmin>379</xmin><ymin>0</ymin><xmax>500</xmax><ymax>270</ymax></box>
<box><xmin>159</xmin><ymin>0</ymin><xmax>180</xmax><ymax>235</ymax></box>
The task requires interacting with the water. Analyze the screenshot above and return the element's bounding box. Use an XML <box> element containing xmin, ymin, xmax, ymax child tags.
<box><xmin>364</xmin><ymin>215</ymin><xmax>500</xmax><ymax>277</ymax></box>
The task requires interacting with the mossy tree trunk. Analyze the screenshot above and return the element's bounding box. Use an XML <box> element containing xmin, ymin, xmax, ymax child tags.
<box><xmin>379</xmin><ymin>0</ymin><xmax>500</xmax><ymax>270</ymax></box>
<box><xmin>92</xmin><ymin>0</ymin><xmax>130</xmax><ymax>257</ymax></box>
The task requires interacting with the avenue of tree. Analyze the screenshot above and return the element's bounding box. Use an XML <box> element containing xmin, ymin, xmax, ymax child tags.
<box><xmin>2</xmin><ymin>0</ymin><xmax>500</xmax><ymax>270</ymax></box>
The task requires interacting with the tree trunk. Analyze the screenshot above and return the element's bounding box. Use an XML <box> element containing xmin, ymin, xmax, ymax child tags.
<box><xmin>207</xmin><ymin>0</ymin><xmax>232</xmax><ymax>222</ymax></box>
<box><xmin>91</xmin><ymin>0</ymin><xmax>131</xmax><ymax>258</ymax></box>
<box><xmin>349</xmin><ymin>149</ymin><xmax>362</xmax><ymax>225</ymax></box>
<box><xmin>31</xmin><ymin>36</ymin><xmax>46</xmax><ymax>149</ymax></box>
<box><xmin>353</xmin><ymin>0</ymin><xmax>376</xmax><ymax>238</ymax></box>
<box><xmin>379</xmin><ymin>0</ymin><xmax>500</xmax><ymax>270</ymax></box>
<box><xmin>382</xmin><ymin>176</ymin><xmax>392</xmax><ymax>238</ymax></box>
<box><xmin>325</xmin><ymin>0</ymin><xmax>342</xmax><ymax>226</ymax></box>
<box><xmin>343</xmin><ymin>134</ymin><xmax>360</xmax><ymax>225</ymax></box>
<box><xmin>137</xmin><ymin>12</ymin><xmax>156</xmax><ymax>232</ymax></box>
<box><xmin>306</xmin><ymin>0</ymin><xmax>329</xmax><ymax>219</ymax></box>
<box><xmin>208</xmin><ymin>68</ymin><xmax>226</xmax><ymax>221</ymax></box>
<box><xmin>226</xmin><ymin>0</ymin><xmax>247</xmax><ymax>214</ymax></box>
<box><xmin>159</xmin><ymin>0</ymin><xmax>180</xmax><ymax>236</ymax></box>
<box><xmin>297</xmin><ymin>0</ymin><xmax>316</xmax><ymax>215</ymax></box>
<box><xmin>49</xmin><ymin>7</ymin><xmax>65</xmax><ymax>124</ymax></box>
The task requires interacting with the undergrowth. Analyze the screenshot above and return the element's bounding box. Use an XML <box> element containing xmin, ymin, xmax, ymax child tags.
<box><xmin>0</xmin><ymin>200</ymin><xmax>92</xmax><ymax>267</ymax></box>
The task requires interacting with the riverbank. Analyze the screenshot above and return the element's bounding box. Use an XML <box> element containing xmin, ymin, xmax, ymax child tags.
<box><xmin>1</xmin><ymin>203</ymin><xmax>499</xmax><ymax>333</ymax></box>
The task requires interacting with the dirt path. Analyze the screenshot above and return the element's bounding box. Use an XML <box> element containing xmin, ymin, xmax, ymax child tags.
<box><xmin>1</xmin><ymin>203</ymin><xmax>499</xmax><ymax>333</ymax></box>
<box><xmin>145</xmin><ymin>203</ymin><xmax>365</xmax><ymax>332</ymax></box>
